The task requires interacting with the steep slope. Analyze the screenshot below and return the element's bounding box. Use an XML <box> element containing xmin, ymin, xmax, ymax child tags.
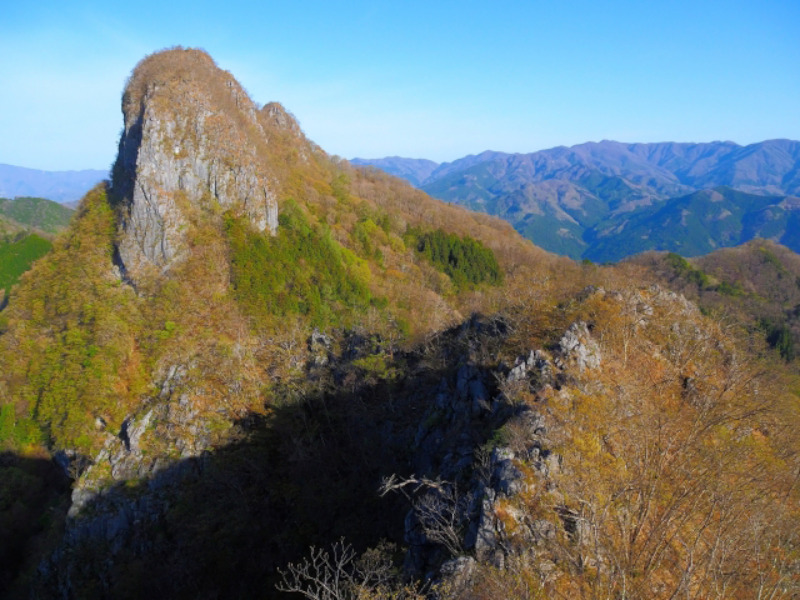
<box><xmin>0</xmin><ymin>46</ymin><xmax>541</xmax><ymax>456</ymax></box>
<box><xmin>0</xmin><ymin>48</ymin><xmax>552</xmax><ymax>597</ymax></box>
<box><xmin>110</xmin><ymin>49</ymin><xmax>279</xmax><ymax>280</ymax></box>
<box><xmin>0</xmin><ymin>163</ymin><xmax>106</xmax><ymax>204</ymax></box>
<box><xmin>0</xmin><ymin>48</ymin><xmax>798</xmax><ymax>600</ymax></box>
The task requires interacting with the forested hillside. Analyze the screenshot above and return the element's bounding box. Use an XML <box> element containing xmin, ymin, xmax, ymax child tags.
<box><xmin>0</xmin><ymin>196</ymin><xmax>74</xmax><ymax>234</ymax></box>
<box><xmin>629</xmin><ymin>239</ymin><xmax>800</xmax><ymax>362</ymax></box>
<box><xmin>0</xmin><ymin>48</ymin><xmax>798</xmax><ymax>600</ymax></box>
<box><xmin>0</xmin><ymin>197</ymin><xmax>73</xmax><ymax>306</ymax></box>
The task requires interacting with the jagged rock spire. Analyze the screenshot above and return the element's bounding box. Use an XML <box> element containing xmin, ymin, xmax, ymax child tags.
<box><xmin>111</xmin><ymin>47</ymin><xmax>279</xmax><ymax>280</ymax></box>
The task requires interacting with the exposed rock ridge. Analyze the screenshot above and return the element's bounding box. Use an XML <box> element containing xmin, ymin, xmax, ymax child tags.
<box><xmin>401</xmin><ymin>315</ymin><xmax>562</xmax><ymax>578</ymax></box>
<box><xmin>111</xmin><ymin>48</ymin><xmax>279</xmax><ymax>280</ymax></box>
<box><xmin>67</xmin><ymin>363</ymin><xmax>213</xmax><ymax>517</ymax></box>
<box><xmin>402</xmin><ymin>287</ymin><xmax>702</xmax><ymax>583</ymax></box>
<box><xmin>38</xmin><ymin>363</ymin><xmax>218</xmax><ymax>594</ymax></box>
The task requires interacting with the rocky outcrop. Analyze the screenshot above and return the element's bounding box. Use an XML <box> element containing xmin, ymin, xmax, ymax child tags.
<box><xmin>37</xmin><ymin>363</ymin><xmax>219</xmax><ymax>595</ymax></box>
<box><xmin>556</xmin><ymin>321</ymin><xmax>601</xmax><ymax>372</ymax></box>
<box><xmin>399</xmin><ymin>287</ymin><xmax>715</xmax><ymax>587</ymax></box>
<box><xmin>400</xmin><ymin>315</ymin><xmax>566</xmax><ymax>579</ymax></box>
<box><xmin>67</xmin><ymin>364</ymin><xmax>215</xmax><ymax>516</ymax></box>
<box><xmin>262</xmin><ymin>101</ymin><xmax>303</xmax><ymax>137</ymax></box>
<box><xmin>111</xmin><ymin>48</ymin><xmax>279</xmax><ymax>280</ymax></box>
<box><xmin>32</xmin><ymin>286</ymin><xmax>722</xmax><ymax>597</ymax></box>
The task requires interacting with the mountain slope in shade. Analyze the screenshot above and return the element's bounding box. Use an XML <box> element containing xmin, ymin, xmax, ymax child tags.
<box><xmin>354</xmin><ymin>140</ymin><xmax>800</xmax><ymax>260</ymax></box>
<box><xmin>0</xmin><ymin>164</ymin><xmax>107</xmax><ymax>204</ymax></box>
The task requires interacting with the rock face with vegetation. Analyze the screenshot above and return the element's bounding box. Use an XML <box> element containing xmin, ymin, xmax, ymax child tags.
<box><xmin>0</xmin><ymin>48</ymin><xmax>799</xmax><ymax>600</ymax></box>
<box><xmin>112</xmin><ymin>49</ymin><xmax>279</xmax><ymax>280</ymax></box>
<box><xmin>631</xmin><ymin>239</ymin><xmax>800</xmax><ymax>364</ymax></box>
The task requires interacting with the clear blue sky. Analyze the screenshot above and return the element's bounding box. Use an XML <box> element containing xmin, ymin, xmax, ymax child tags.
<box><xmin>1</xmin><ymin>0</ymin><xmax>798</xmax><ymax>171</ymax></box>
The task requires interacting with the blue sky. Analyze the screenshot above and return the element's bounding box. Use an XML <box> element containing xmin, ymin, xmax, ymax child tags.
<box><xmin>1</xmin><ymin>0</ymin><xmax>798</xmax><ymax>171</ymax></box>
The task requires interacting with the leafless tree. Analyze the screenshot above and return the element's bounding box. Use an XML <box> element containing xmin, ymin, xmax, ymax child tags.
<box><xmin>277</xmin><ymin>538</ymin><xmax>426</xmax><ymax>600</ymax></box>
<box><xmin>277</xmin><ymin>539</ymin><xmax>385</xmax><ymax>600</ymax></box>
<box><xmin>380</xmin><ymin>474</ymin><xmax>469</xmax><ymax>557</ymax></box>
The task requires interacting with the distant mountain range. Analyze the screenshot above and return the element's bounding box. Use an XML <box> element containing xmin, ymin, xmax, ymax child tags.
<box><xmin>352</xmin><ymin>139</ymin><xmax>800</xmax><ymax>261</ymax></box>
<box><xmin>0</xmin><ymin>163</ymin><xmax>107</xmax><ymax>204</ymax></box>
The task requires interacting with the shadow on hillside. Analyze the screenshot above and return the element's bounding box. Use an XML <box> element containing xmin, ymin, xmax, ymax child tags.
<box><xmin>27</xmin><ymin>316</ymin><xmax>517</xmax><ymax>599</ymax></box>
<box><xmin>0</xmin><ymin>452</ymin><xmax>71</xmax><ymax>598</ymax></box>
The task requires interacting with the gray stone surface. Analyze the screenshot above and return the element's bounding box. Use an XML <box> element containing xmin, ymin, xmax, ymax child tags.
<box><xmin>558</xmin><ymin>321</ymin><xmax>601</xmax><ymax>371</ymax></box>
<box><xmin>112</xmin><ymin>60</ymin><xmax>279</xmax><ymax>280</ymax></box>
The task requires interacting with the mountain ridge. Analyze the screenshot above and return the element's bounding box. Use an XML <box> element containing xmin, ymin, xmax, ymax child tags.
<box><xmin>1</xmin><ymin>48</ymin><xmax>798</xmax><ymax>600</ymax></box>
<box><xmin>353</xmin><ymin>139</ymin><xmax>800</xmax><ymax>260</ymax></box>
<box><xmin>355</xmin><ymin>139</ymin><xmax>798</xmax><ymax>188</ymax></box>
<box><xmin>0</xmin><ymin>163</ymin><xmax>107</xmax><ymax>204</ymax></box>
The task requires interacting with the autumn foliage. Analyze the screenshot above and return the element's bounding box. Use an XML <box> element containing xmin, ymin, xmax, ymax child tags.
<box><xmin>0</xmin><ymin>48</ymin><xmax>797</xmax><ymax>599</ymax></box>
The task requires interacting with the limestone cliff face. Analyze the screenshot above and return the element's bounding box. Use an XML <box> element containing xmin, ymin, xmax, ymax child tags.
<box><xmin>111</xmin><ymin>48</ymin><xmax>279</xmax><ymax>279</ymax></box>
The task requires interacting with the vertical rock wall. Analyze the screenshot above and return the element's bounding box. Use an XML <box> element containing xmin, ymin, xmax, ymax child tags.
<box><xmin>111</xmin><ymin>48</ymin><xmax>279</xmax><ymax>280</ymax></box>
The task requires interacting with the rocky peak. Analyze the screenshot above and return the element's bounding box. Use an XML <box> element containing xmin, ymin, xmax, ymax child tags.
<box><xmin>261</xmin><ymin>101</ymin><xmax>302</xmax><ymax>135</ymax></box>
<box><xmin>111</xmin><ymin>47</ymin><xmax>279</xmax><ymax>280</ymax></box>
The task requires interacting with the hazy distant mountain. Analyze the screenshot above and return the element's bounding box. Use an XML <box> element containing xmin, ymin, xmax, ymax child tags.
<box><xmin>0</xmin><ymin>163</ymin><xmax>107</xmax><ymax>204</ymax></box>
<box><xmin>352</xmin><ymin>140</ymin><xmax>800</xmax><ymax>260</ymax></box>
<box><xmin>350</xmin><ymin>156</ymin><xmax>439</xmax><ymax>187</ymax></box>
